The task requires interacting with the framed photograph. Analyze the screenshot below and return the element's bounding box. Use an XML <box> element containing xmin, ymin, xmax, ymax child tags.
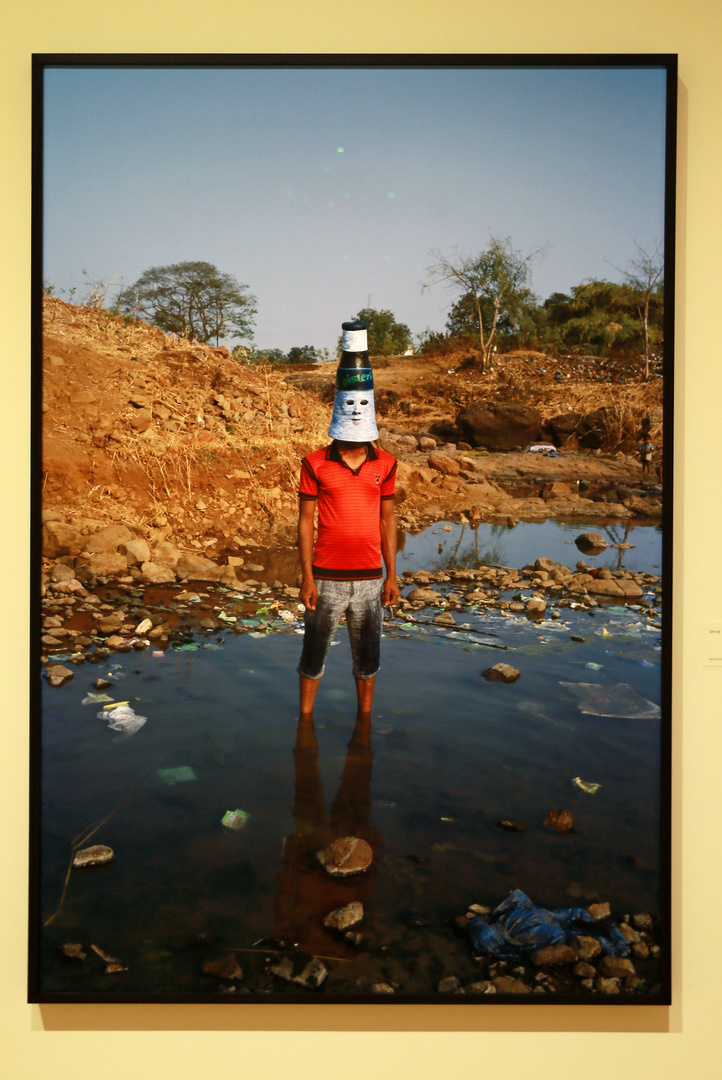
<box><xmin>30</xmin><ymin>54</ymin><xmax>675</xmax><ymax>1004</ymax></box>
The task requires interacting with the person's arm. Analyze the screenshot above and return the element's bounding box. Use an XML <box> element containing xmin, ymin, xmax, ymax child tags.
<box><xmin>298</xmin><ymin>498</ymin><xmax>318</xmax><ymax>610</ymax></box>
<box><xmin>379</xmin><ymin>498</ymin><xmax>401</xmax><ymax>607</ymax></box>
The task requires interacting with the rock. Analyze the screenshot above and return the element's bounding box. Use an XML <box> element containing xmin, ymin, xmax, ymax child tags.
<box><xmin>632</xmin><ymin>913</ymin><xmax>653</xmax><ymax>931</ymax></box>
<box><xmin>438</xmin><ymin>975</ymin><xmax>462</xmax><ymax>993</ymax></box>
<box><xmin>317</xmin><ymin>836</ymin><xmax>373</xmax><ymax>877</ymax></box>
<box><xmin>405</xmin><ymin>587</ymin><xmax>442</xmax><ymax>603</ymax></box>
<box><xmin>427</xmin><ymin>452</ymin><xmax>461</xmax><ymax>476</ymax></box>
<box><xmin>51</xmin><ymin>563</ymin><xmax>76</xmax><ymax>583</ymax></box>
<box><xmin>323</xmin><ymin>901</ymin><xmax>364</xmax><ymax>932</ymax></box>
<box><xmin>456</xmin><ymin>402</ymin><xmax>542</xmax><ymax>451</ymax></box>
<box><xmin>45</xmin><ymin>664</ymin><xmax>74</xmax><ymax>687</ymax></box>
<box><xmin>544</xmin><ymin>809</ymin><xmax>574</xmax><ymax>833</ymax></box>
<box><xmin>119</xmin><ymin>538</ymin><xmax>151</xmax><ymax>565</ymax></box>
<box><xmin>465</xmin><ymin>980</ymin><xmax>496</xmax><ymax>994</ymax></box>
<box><xmin>595</xmin><ymin>975</ymin><xmax>620</xmax><ymax>994</ymax></box>
<box><xmin>129</xmin><ymin>394</ymin><xmax>150</xmax><ymax>409</ymax></box>
<box><xmin>419</xmin><ymin>436</ymin><xmax>437</xmax><ymax>451</ymax></box>
<box><xmin>542</xmin><ymin>481</ymin><xmax>575</xmax><ymax>500</ymax></box>
<box><xmin>492</xmin><ymin>975</ymin><xmax>530</xmax><ymax>994</ymax></box>
<box><xmin>575</xmin><ymin>531</ymin><xmax>607</xmax><ymax>554</ymax></box>
<box><xmin>151</xmin><ymin>540</ymin><xmax>184</xmax><ymax>567</ymax></box>
<box><xmin>202</xmin><ymin>954</ymin><xmax>243</xmax><ymax>980</ymax></box>
<box><xmin>176</xmin><ymin>553</ymin><xmax>220</xmax><ymax>581</ymax></box>
<box><xmin>587</xmin><ymin>578</ymin><xmax>625</xmax><ymax>597</ymax></box>
<box><xmin>586</xmin><ymin>902</ymin><xmax>611</xmax><ymax>920</ymax></box>
<box><xmin>140</xmin><ymin>561</ymin><xmax>177</xmax><ymax>584</ymax></box>
<box><xmin>467</xmin><ymin>904</ymin><xmax>491</xmax><ymax>916</ymax></box>
<box><xmin>93</xmin><ymin>678</ymin><xmax>112</xmax><ymax>690</ymax></box>
<box><xmin>598</xmin><ymin>956</ymin><xmax>636</xmax><ymax>978</ymax></box>
<box><xmin>130</xmin><ymin>408</ymin><xmax>152</xmax><ymax>432</ymax></box>
<box><xmin>482</xmin><ymin>663</ymin><xmax>520</xmax><ymax>683</ymax></box>
<box><xmin>84</xmin><ymin>524</ymin><xmax>135</xmax><ymax>553</ymax></box>
<box><xmin>82</xmin><ymin>552</ymin><xmax>129</xmax><ymax>578</ymax></box>
<box><xmin>371</xmin><ymin>982</ymin><xmax>395</xmax><ymax>994</ymax></box>
<box><xmin>73</xmin><ymin>844</ymin><xmax>114</xmax><ymax>868</ymax></box>
<box><xmin>43</xmin><ymin>521</ymin><xmax>87</xmax><ymax>558</ymax></box>
<box><xmin>547</xmin><ymin>411</ymin><xmax>582</xmax><ymax>446</ymax></box>
<box><xmin>105</xmin><ymin>635</ymin><xmax>132</xmax><ymax>651</ymax></box>
<box><xmin>269</xmin><ymin>953</ymin><xmax>328</xmax><ymax>990</ymax></box>
<box><xmin>571</xmin><ymin>935</ymin><xmax>602</xmax><ymax>960</ymax></box>
<box><xmin>345</xmin><ymin>932</ymin><xmax>363</xmax><ymax>946</ymax></box>
<box><xmin>618</xmin><ymin>922</ymin><xmax>641</xmax><ymax>944</ymax></box>
<box><xmin>632</xmin><ymin>941</ymin><xmax>650</xmax><ymax>960</ymax></box>
<box><xmin>59</xmin><ymin>943</ymin><xmax>86</xmax><ymax>961</ymax></box>
<box><xmin>434</xmin><ymin>611</ymin><xmax>456</xmax><ymax>626</ymax></box>
<box><xmin>574</xmin><ymin>961</ymin><xmax>597</xmax><ymax>979</ymax></box>
<box><xmin>531</xmin><ymin>944</ymin><xmax>577</xmax><ymax>966</ymax></box>
<box><xmin>526</xmin><ymin>597</ymin><xmax>546</xmax><ymax>615</ymax></box>
<box><xmin>497</xmin><ymin>818</ymin><xmax>526</xmax><ymax>831</ymax></box>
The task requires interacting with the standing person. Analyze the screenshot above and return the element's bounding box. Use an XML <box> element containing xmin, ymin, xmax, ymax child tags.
<box><xmin>638</xmin><ymin>433</ymin><xmax>654</xmax><ymax>476</ymax></box>
<box><xmin>297</xmin><ymin>320</ymin><xmax>400</xmax><ymax>720</ymax></box>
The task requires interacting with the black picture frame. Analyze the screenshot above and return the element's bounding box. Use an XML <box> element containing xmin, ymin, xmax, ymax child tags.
<box><xmin>29</xmin><ymin>53</ymin><xmax>676</xmax><ymax>1005</ymax></box>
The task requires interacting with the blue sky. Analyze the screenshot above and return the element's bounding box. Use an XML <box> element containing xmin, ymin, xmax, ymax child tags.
<box><xmin>43</xmin><ymin>64</ymin><xmax>669</xmax><ymax>353</ymax></box>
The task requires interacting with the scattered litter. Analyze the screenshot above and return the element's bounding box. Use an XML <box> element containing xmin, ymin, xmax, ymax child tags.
<box><xmin>278</xmin><ymin>610</ymin><xmax>295</xmax><ymax>623</ymax></box>
<box><xmin>158</xmin><ymin>766</ymin><xmax>197</xmax><ymax>785</ymax></box>
<box><xmin>572</xmin><ymin>776</ymin><xmax>601</xmax><ymax>794</ymax></box>
<box><xmin>560</xmin><ymin>681</ymin><xmax>661</xmax><ymax>719</ymax></box>
<box><xmin>218</xmin><ymin>611</ymin><xmax>237</xmax><ymax>623</ymax></box>
<box><xmin>98</xmin><ymin>705</ymin><xmax>147</xmax><ymax>736</ymax></box>
<box><xmin>172</xmin><ymin>642</ymin><xmax>198</xmax><ymax>651</ymax></box>
<box><xmin>440</xmin><ymin>816</ymin><xmax>455</xmax><ymax>822</ymax></box>
<box><xmin>101</xmin><ymin>700</ymin><xmax>129</xmax><ymax>709</ymax></box>
<box><xmin>221</xmin><ymin>808</ymin><xmax>250</xmax><ymax>831</ymax></box>
<box><xmin>152</xmin><ymin>650</ymin><xmax>165</xmax><ymax>658</ymax></box>
<box><xmin>584</xmin><ymin>662</ymin><xmax>603</xmax><ymax>671</ymax></box>
<box><xmin>467</xmin><ymin>889</ymin><xmax>629</xmax><ymax>961</ymax></box>
<box><xmin>202</xmin><ymin>642</ymin><xmax>223</xmax><ymax>650</ymax></box>
<box><xmin>248</xmin><ymin>631</ymin><xmax>268</xmax><ymax>639</ymax></box>
<box><xmin>81</xmin><ymin>692</ymin><xmax>114</xmax><ymax>705</ymax></box>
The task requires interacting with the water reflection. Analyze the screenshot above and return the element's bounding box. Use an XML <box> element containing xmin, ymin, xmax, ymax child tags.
<box><xmin>274</xmin><ymin>714</ymin><xmax>379</xmax><ymax>956</ymax></box>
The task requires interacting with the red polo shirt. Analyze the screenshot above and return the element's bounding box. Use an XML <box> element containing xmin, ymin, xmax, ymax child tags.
<box><xmin>299</xmin><ymin>442</ymin><xmax>397</xmax><ymax>580</ymax></box>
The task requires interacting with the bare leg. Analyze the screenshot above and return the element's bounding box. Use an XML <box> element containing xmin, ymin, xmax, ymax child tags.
<box><xmin>355</xmin><ymin>676</ymin><xmax>376</xmax><ymax>718</ymax></box>
<box><xmin>299</xmin><ymin>675</ymin><xmax>321</xmax><ymax>719</ymax></box>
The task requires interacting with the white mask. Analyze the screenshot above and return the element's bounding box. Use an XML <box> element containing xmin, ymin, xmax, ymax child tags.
<box><xmin>328</xmin><ymin>390</ymin><xmax>379</xmax><ymax>440</ymax></box>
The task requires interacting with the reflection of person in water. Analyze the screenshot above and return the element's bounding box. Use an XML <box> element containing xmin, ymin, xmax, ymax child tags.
<box><xmin>274</xmin><ymin>713</ymin><xmax>379</xmax><ymax>957</ymax></box>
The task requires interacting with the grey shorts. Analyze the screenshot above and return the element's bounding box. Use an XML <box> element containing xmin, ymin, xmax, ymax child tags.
<box><xmin>297</xmin><ymin>577</ymin><xmax>383</xmax><ymax>681</ymax></box>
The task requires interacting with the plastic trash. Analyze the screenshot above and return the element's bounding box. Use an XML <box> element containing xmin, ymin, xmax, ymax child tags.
<box><xmin>560</xmin><ymin>681</ymin><xmax>661</xmax><ymax>719</ymax></box>
<box><xmin>172</xmin><ymin>642</ymin><xmax>198</xmax><ymax>651</ymax></box>
<box><xmin>572</xmin><ymin>776</ymin><xmax>601</xmax><ymax>794</ymax></box>
<box><xmin>468</xmin><ymin>889</ymin><xmax>629</xmax><ymax>961</ymax></box>
<box><xmin>221</xmin><ymin>808</ymin><xmax>249</xmax><ymax>831</ymax></box>
<box><xmin>98</xmin><ymin>704</ymin><xmax>147</xmax><ymax>736</ymax></box>
<box><xmin>584</xmin><ymin>662</ymin><xmax>603</xmax><ymax>671</ymax></box>
<box><xmin>152</xmin><ymin>650</ymin><xmax>165</xmax><ymax>658</ymax></box>
<box><xmin>158</xmin><ymin>766</ymin><xmax>196</xmax><ymax>785</ymax></box>
<box><xmin>81</xmin><ymin>691</ymin><xmax>114</xmax><ymax>705</ymax></box>
<box><xmin>217</xmin><ymin>611</ymin><xmax>237</xmax><ymax>623</ymax></box>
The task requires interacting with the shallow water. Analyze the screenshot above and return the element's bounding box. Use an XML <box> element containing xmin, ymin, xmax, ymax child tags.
<box><xmin>38</xmin><ymin>568</ymin><xmax>664</xmax><ymax>997</ymax></box>
<box><xmin>398</xmin><ymin>519</ymin><xmax>662</xmax><ymax>575</ymax></box>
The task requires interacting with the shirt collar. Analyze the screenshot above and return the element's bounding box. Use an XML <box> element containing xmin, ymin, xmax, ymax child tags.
<box><xmin>327</xmin><ymin>440</ymin><xmax>378</xmax><ymax>462</ymax></box>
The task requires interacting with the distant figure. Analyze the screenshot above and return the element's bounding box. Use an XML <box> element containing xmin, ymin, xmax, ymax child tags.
<box><xmin>297</xmin><ymin>319</ymin><xmax>400</xmax><ymax>721</ymax></box>
<box><xmin>639</xmin><ymin>435</ymin><xmax>654</xmax><ymax>476</ymax></box>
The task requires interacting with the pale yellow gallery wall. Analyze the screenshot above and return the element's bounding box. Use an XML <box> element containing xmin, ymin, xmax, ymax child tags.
<box><xmin>1</xmin><ymin>1</ymin><xmax>720</xmax><ymax>1077</ymax></box>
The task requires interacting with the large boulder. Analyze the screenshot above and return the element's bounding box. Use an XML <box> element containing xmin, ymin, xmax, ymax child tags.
<box><xmin>81</xmin><ymin>552</ymin><xmax>129</xmax><ymax>578</ymax></box>
<box><xmin>455</xmin><ymin>403</ymin><xmax>541</xmax><ymax>450</ymax></box>
<box><xmin>176</xmin><ymin>553</ymin><xmax>220</xmax><ymax>582</ymax></box>
<box><xmin>544</xmin><ymin>412</ymin><xmax>582</xmax><ymax>446</ymax></box>
<box><xmin>84</xmin><ymin>524</ymin><xmax>135</xmax><ymax>554</ymax></box>
<box><xmin>118</xmin><ymin>538</ymin><xmax>151</xmax><ymax>565</ymax></box>
<box><xmin>42</xmin><ymin>520</ymin><xmax>87</xmax><ymax>558</ymax></box>
<box><xmin>140</xmin><ymin>561</ymin><xmax>176</xmax><ymax>584</ymax></box>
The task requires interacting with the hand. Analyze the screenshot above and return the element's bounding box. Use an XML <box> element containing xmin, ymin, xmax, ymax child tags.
<box><xmin>381</xmin><ymin>576</ymin><xmax>401</xmax><ymax>607</ymax></box>
<box><xmin>300</xmin><ymin>579</ymin><xmax>318</xmax><ymax>611</ymax></box>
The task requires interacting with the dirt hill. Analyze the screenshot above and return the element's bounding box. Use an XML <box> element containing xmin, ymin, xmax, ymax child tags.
<box><xmin>41</xmin><ymin>299</ymin><xmax>663</xmax><ymax>573</ymax></box>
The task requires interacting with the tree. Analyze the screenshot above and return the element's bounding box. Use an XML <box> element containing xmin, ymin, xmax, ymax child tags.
<box><xmin>423</xmin><ymin>236</ymin><xmax>544</xmax><ymax>372</ymax></box>
<box><xmin>285</xmin><ymin>345</ymin><xmax>323</xmax><ymax>364</ymax></box>
<box><xmin>622</xmin><ymin>242</ymin><xmax>664</xmax><ymax>380</ymax></box>
<box><xmin>117</xmin><ymin>260</ymin><xmax>256</xmax><ymax>345</ymax></box>
<box><xmin>338</xmin><ymin>307</ymin><xmax>412</xmax><ymax>357</ymax></box>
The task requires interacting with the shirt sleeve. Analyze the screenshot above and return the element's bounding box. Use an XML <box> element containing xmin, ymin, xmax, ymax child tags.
<box><xmin>380</xmin><ymin>457</ymin><xmax>397</xmax><ymax>500</ymax></box>
<box><xmin>299</xmin><ymin>456</ymin><xmax>319</xmax><ymax>500</ymax></box>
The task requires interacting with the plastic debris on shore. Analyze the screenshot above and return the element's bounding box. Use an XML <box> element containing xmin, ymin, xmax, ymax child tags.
<box><xmin>81</xmin><ymin>691</ymin><xmax>114</xmax><ymax>705</ymax></box>
<box><xmin>572</xmin><ymin>776</ymin><xmax>601</xmax><ymax>794</ymax></box>
<box><xmin>560</xmin><ymin>681</ymin><xmax>661</xmax><ymax>719</ymax></box>
<box><xmin>221</xmin><ymin>808</ymin><xmax>250</xmax><ymax>831</ymax></box>
<box><xmin>467</xmin><ymin>889</ymin><xmax>629</xmax><ymax>961</ymax></box>
<box><xmin>98</xmin><ymin>704</ymin><xmax>147</xmax><ymax>736</ymax></box>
